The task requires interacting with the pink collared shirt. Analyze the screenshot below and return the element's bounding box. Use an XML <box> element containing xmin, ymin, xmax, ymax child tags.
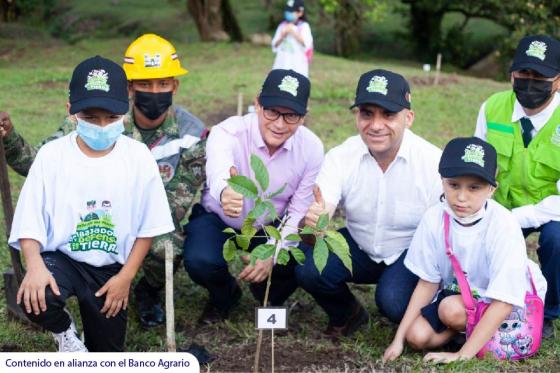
<box><xmin>202</xmin><ymin>113</ymin><xmax>324</xmax><ymax>241</ymax></box>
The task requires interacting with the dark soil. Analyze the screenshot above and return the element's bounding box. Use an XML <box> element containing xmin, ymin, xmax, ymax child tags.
<box><xmin>408</xmin><ymin>75</ymin><xmax>460</xmax><ymax>87</ymax></box>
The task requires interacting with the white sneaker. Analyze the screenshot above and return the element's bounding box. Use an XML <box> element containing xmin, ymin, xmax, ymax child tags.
<box><xmin>52</xmin><ymin>319</ymin><xmax>88</xmax><ymax>352</ymax></box>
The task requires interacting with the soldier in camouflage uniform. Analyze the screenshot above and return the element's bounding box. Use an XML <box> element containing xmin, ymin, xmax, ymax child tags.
<box><xmin>0</xmin><ymin>34</ymin><xmax>206</xmax><ymax>328</ymax></box>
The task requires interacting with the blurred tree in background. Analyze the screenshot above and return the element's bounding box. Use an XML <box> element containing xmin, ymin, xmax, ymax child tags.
<box><xmin>186</xmin><ymin>0</ymin><xmax>243</xmax><ymax>42</ymax></box>
<box><xmin>318</xmin><ymin>0</ymin><xmax>389</xmax><ymax>56</ymax></box>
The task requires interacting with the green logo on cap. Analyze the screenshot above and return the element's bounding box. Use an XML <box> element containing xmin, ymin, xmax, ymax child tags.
<box><xmin>366</xmin><ymin>76</ymin><xmax>388</xmax><ymax>95</ymax></box>
<box><xmin>461</xmin><ymin>144</ymin><xmax>485</xmax><ymax>167</ymax></box>
<box><xmin>526</xmin><ymin>40</ymin><xmax>547</xmax><ymax>61</ymax></box>
<box><xmin>286</xmin><ymin>0</ymin><xmax>294</xmax><ymax>6</ymax></box>
<box><xmin>84</xmin><ymin>69</ymin><xmax>110</xmax><ymax>92</ymax></box>
<box><xmin>278</xmin><ymin>75</ymin><xmax>299</xmax><ymax>97</ymax></box>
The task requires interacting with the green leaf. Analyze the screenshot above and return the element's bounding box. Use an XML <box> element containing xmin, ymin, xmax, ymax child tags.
<box><xmin>241</xmin><ymin>218</ymin><xmax>257</xmax><ymax>238</ymax></box>
<box><xmin>325</xmin><ymin>230</ymin><xmax>352</xmax><ymax>274</ymax></box>
<box><xmin>264</xmin><ymin>225</ymin><xmax>281</xmax><ymax>241</ymax></box>
<box><xmin>316</xmin><ymin>213</ymin><xmax>329</xmax><ymax>230</ymax></box>
<box><xmin>300</xmin><ymin>226</ymin><xmax>315</xmax><ymax>235</ymax></box>
<box><xmin>250</xmin><ymin>244</ymin><xmax>276</xmax><ymax>263</ymax></box>
<box><xmin>248</xmin><ymin>199</ymin><xmax>266</xmax><ymax>219</ymax></box>
<box><xmin>263</xmin><ymin>201</ymin><xmax>278</xmax><ymax>221</ymax></box>
<box><xmin>313</xmin><ymin>238</ymin><xmax>329</xmax><ymax>274</ymax></box>
<box><xmin>223</xmin><ymin>239</ymin><xmax>237</xmax><ymax>262</ymax></box>
<box><xmin>223</xmin><ymin>227</ymin><xmax>236</xmax><ymax>234</ymax></box>
<box><xmin>268</xmin><ymin>182</ymin><xmax>287</xmax><ymax>199</ymax></box>
<box><xmin>250</xmin><ymin>154</ymin><xmax>269</xmax><ymax>192</ymax></box>
<box><xmin>227</xmin><ymin>175</ymin><xmax>258</xmax><ymax>199</ymax></box>
<box><xmin>289</xmin><ymin>246</ymin><xmax>306</xmax><ymax>265</ymax></box>
<box><xmin>285</xmin><ymin>234</ymin><xmax>302</xmax><ymax>242</ymax></box>
<box><xmin>276</xmin><ymin>248</ymin><xmax>290</xmax><ymax>265</ymax></box>
<box><xmin>235</xmin><ymin>234</ymin><xmax>250</xmax><ymax>251</ymax></box>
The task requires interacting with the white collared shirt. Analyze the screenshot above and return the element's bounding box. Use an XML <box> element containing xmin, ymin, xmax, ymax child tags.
<box><xmin>317</xmin><ymin>129</ymin><xmax>442</xmax><ymax>265</ymax></box>
<box><xmin>474</xmin><ymin>93</ymin><xmax>560</xmax><ymax>228</ymax></box>
<box><xmin>475</xmin><ymin>92</ymin><xmax>560</xmax><ymax>139</ymax></box>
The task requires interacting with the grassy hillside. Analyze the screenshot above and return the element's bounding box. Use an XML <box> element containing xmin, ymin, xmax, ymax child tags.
<box><xmin>1</xmin><ymin>33</ymin><xmax>558</xmax><ymax>371</ymax></box>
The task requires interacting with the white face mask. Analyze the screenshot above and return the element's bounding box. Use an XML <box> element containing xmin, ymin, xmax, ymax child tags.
<box><xmin>442</xmin><ymin>198</ymin><xmax>486</xmax><ymax>225</ymax></box>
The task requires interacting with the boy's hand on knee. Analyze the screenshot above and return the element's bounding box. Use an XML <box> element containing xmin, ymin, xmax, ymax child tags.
<box><xmin>238</xmin><ymin>257</ymin><xmax>273</xmax><ymax>283</ymax></box>
<box><xmin>383</xmin><ymin>339</ymin><xmax>404</xmax><ymax>362</ymax></box>
<box><xmin>96</xmin><ymin>273</ymin><xmax>132</xmax><ymax>318</ymax></box>
<box><xmin>16</xmin><ymin>263</ymin><xmax>60</xmax><ymax>315</ymax></box>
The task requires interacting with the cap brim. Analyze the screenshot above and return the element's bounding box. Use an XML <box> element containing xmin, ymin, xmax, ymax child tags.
<box><xmin>350</xmin><ymin>97</ymin><xmax>405</xmax><ymax>113</ymax></box>
<box><xmin>259</xmin><ymin>96</ymin><xmax>307</xmax><ymax>115</ymax></box>
<box><xmin>510</xmin><ymin>62</ymin><xmax>559</xmax><ymax>78</ymax></box>
<box><xmin>440</xmin><ymin>167</ymin><xmax>497</xmax><ymax>187</ymax></box>
<box><xmin>69</xmin><ymin>97</ymin><xmax>129</xmax><ymax>115</ymax></box>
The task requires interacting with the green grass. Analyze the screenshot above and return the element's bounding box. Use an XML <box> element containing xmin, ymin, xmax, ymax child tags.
<box><xmin>1</xmin><ymin>33</ymin><xmax>559</xmax><ymax>371</ymax></box>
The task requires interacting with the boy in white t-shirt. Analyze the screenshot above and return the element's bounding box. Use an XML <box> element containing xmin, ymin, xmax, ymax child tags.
<box><xmin>383</xmin><ymin>137</ymin><xmax>546</xmax><ymax>363</ymax></box>
<box><xmin>9</xmin><ymin>56</ymin><xmax>174</xmax><ymax>352</ymax></box>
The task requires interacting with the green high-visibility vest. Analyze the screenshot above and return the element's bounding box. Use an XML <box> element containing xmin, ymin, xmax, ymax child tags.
<box><xmin>485</xmin><ymin>90</ymin><xmax>560</xmax><ymax>209</ymax></box>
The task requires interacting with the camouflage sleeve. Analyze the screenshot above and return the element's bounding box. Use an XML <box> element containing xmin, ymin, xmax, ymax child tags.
<box><xmin>3</xmin><ymin>116</ymin><xmax>76</xmax><ymax>177</ymax></box>
<box><xmin>166</xmin><ymin>139</ymin><xmax>207</xmax><ymax>229</ymax></box>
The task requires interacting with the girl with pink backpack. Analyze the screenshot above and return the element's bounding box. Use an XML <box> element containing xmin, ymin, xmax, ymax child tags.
<box><xmin>383</xmin><ymin>137</ymin><xmax>547</xmax><ymax>364</ymax></box>
<box><xmin>271</xmin><ymin>0</ymin><xmax>313</xmax><ymax>77</ymax></box>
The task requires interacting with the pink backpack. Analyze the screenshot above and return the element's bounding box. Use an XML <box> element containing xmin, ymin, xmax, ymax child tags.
<box><xmin>443</xmin><ymin>212</ymin><xmax>544</xmax><ymax>360</ymax></box>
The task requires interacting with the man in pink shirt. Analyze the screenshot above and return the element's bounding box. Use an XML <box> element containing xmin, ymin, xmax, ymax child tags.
<box><xmin>183</xmin><ymin>69</ymin><xmax>323</xmax><ymax>324</ymax></box>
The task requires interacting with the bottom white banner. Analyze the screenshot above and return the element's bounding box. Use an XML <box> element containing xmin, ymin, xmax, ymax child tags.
<box><xmin>0</xmin><ymin>352</ymin><xmax>199</xmax><ymax>373</ymax></box>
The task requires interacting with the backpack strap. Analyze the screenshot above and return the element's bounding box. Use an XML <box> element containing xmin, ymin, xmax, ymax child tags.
<box><xmin>444</xmin><ymin>212</ymin><xmax>477</xmax><ymax>312</ymax></box>
<box><xmin>527</xmin><ymin>265</ymin><xmax>539</xmax><ymax>296</ymax></box>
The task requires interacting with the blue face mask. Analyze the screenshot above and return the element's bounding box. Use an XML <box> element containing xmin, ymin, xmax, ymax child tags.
<box><xmin>284</xmin><ymin>11</ymin><xmax>297</xmax><ymax>22</ymax></box>
<box><xmin>76</xmin><ymin>116</ymin><xmax>124</xmax><ymax>151</ymax></box>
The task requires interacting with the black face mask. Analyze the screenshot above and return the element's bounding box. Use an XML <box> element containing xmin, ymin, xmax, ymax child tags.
<box><xmin>513</xmin><ymin>77</ymin><xmax>554</xmax><ymax>109</ymax></box>
<box><xmin>134</xmin><ymin>91</ymin><xmax>173</xmax><ymax>120</ymax></box>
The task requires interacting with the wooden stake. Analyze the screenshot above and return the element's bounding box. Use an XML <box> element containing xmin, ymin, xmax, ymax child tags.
<box><xmin>253</xmin><ymin>271</ymin><xmax>272</xmax><ymax>373</ymax></box>
<box><xmin>434</xmin><ymin>53</ymin><xmax>442</xmax><ymax>86</ymax></box>
<box><xmin>164</xmin><ymin>240</ymin><xmax>176</xmax><ymax>352</ymax></box>
<box><xmin>237</xmin><ymin>90</ymin><xmax>244</xmax><ymax>116</ymax></box>
<box><xmin>271</xmin><ymin>329</ymin><xmax>275</xmax><ymax>373</ymax></box>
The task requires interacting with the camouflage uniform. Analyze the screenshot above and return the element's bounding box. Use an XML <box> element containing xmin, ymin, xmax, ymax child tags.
<box><xmin>3</xmin><ymin>106</ymin><xmax>206</xmax><ymax>290</ymax></box>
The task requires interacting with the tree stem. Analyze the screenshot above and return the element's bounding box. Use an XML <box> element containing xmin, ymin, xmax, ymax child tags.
<box><xmin>254</xmin><ymin>215</ymin><xmax>287</xmax><ymax>373</ymax></box>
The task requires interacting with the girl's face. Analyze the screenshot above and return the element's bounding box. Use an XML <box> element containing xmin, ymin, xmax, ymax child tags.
<box><xmin>442</xmin><ymin>176</ymin><xmax>495</xmax><ymax>217</ymax></box>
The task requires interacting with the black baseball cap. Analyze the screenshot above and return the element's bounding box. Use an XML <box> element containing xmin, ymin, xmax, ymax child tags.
<box><xmin>285</xmin><ymin>0</ymin><xmax>304</xmax><ymax>11</ymax></box>
<box><xmin>510</xmin><ymin>35</ymin><xmax>560</xmax><ymax>78</ymax></box>
<box><xmin>351</xmin><ymin>69</ymin><xmax>411</xmax><ymax>112</ymax></box>
<box><xmin>69</xmin><ymin>55</ymin><xmax>129</xmax><ymax>115</ymax></box>
<box><xmin>439</xmin><ymin>137</ymin><xmax>497</xmax><ymax>186</ymax></box>
<box><xmin>258</xmin><ymin>69</ymin><xmax>310</xmax><ymax>115</ymax></box>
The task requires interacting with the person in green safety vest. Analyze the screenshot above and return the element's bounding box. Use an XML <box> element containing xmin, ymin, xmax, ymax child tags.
<box><xmin>474</xmin><ymin>35</ymin><xmax>560</xmax><ymax>339</ymax></box>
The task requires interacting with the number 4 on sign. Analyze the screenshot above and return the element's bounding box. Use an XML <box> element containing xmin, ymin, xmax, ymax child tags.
<box><xmin>256</xmin><ymin>307</ymin><xmax>288</xmax><ymax>330</ymax></box>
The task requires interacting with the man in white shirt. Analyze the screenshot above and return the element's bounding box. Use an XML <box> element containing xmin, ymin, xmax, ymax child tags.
<box><xmin>474</xmin><ymin>34</ymin><xmax>560</xmax><ymax>338</ymax></box>
<box><xmin>296</xmin><ymin>69</ymin><xmax>442</xmax><ymax>338</ymax></box>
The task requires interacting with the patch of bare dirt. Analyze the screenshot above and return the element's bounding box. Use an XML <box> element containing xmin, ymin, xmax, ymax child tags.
<box><xmin>199</xmin><ymin>102</ymin><xmax>240</xmax><ymax>127</ymax></box>
<box><xmin>0</xmin><ymin>343</ymin><xmax>22</xmax><ymax>352</ymax></box>
<box><xmin>408</xmin><ymin>75</ymin><xmax>460</xmax><ymax>87</ymax></box>
<box><xmin>207</xmin><ymin>335</ymin><xmax>362</xmax><ymax>372</ymax></box>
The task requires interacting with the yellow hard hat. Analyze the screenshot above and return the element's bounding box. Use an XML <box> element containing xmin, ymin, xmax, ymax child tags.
<box><xmin>123</xmin><ymin>33</ymin><xmax>188</xmax><ymax>80</ymax></box>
